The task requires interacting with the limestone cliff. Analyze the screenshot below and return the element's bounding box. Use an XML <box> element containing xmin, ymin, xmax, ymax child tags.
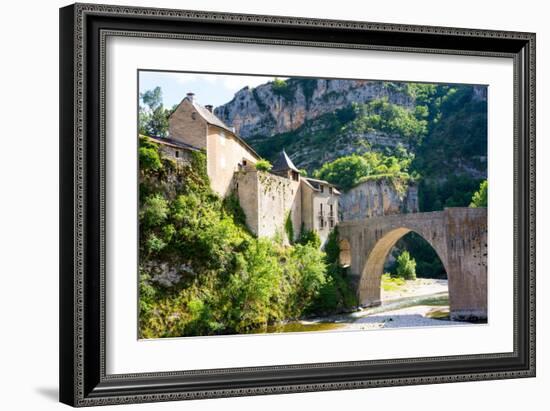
<box><xmin>215</xmin><ymin>79</ymin><xmax>414</xmax><ymax>139</ymax></box>
<box><xmin>339</xmin><ymin>179</ymin><xmax>418</xmax><ymax>222</ymax></box>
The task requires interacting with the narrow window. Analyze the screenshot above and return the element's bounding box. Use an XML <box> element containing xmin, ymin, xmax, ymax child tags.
<box><xmin>320</xmin><ymin>185</ymin><xmax>324</xmax><ymax>193</ymax></box>
<box><xmin>329</xmin><ymin>186</ymin><xmax>333</xmax><ymax>194</ymax></box>
<box><xmin>175</xmin><ymin>150</ymin><xmax>179</xmax><ymax>158</ymax></box>
<box><xmin>243</xmin><ymin>160</ymin><xmax>247</xmax><ymax>166</ymax></box>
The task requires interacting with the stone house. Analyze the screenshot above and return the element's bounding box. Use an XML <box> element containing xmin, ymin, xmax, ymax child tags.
<box><xmin>169</xmin><ymin>92</ymin><xmax>261</xmax><ymax>197</ymax></box>
<box><xmin>153</xmin><ymin>92</ymin><xmax>340</xmax><ymax>245</ymax></box>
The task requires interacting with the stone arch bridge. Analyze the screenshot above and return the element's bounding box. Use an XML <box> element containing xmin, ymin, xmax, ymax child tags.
<box><xmin>337</xmin><ymin>208</ymin><xmax>487</xmax><ymax>320</ymax></box>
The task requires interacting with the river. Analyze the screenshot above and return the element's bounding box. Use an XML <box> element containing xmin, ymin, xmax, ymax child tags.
<box><xmin>248</xmin><ymin>291</ymin><xmax>463</xmax><ymax>334</ymax></box>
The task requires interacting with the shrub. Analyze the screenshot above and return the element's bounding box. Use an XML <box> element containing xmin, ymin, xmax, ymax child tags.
<box><xmin>470</xmin><ymin>180</ymin><xmax>488</xmax><ymax>207</ymax></box>
<box><xmin>297</xmin><ymin>227</ymin><xmax>321</xmax><ymax>249</ymax></box>
<box><xmin>255</xmin><ymin>159</ymin><xmax>272</xmax><ymax>172</ymax></box>
<box><xmin>285</xmin><ymin>212</ymin><xmax>294</xmax><ymax>243</ymax></box>
<box><xmin>395</xmin><ymin>251</ymin><xmax>417</xmax><ymax>280</ymax></box>
<box><xmin>223</xmin><ymin>194</ymin><xmax>247</xmax><ymax>228</ymax></box>
<box><xmin>139</xmin><ymin>146</ymin><xmax>163</xmax><ymax>171</ymax></box>
<box><xmin>140</xmin><ymin>194</ymin><xmax>169</xmax><ymax>228</ymax></box>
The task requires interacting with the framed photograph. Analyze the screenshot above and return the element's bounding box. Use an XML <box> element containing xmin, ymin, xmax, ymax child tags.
<box><xmin>59</xmin><ymin>3</ymin><xmax>535</xmax><ymax>407</ymax></box>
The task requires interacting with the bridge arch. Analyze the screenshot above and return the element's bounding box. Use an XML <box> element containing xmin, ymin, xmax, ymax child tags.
<box><xmin>337</xmin><ymin>208</ymin><xmax>488</xmax><ymax>320</ymax></box>
<box><xmin>358</xmin><ymin>227</ymin><xmax>449</xmax><ymax>306</ymax></box>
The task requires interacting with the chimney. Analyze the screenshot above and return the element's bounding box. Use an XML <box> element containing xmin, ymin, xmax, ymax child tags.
<box><xmin>186</xmin><ymin>92</ymin><xmax>195</xmax><ymax>102</ymax></box>
<box><xmin>205</xmin><ymin>104</ymin><xmax>213</xmax><ymax>113</ymax></box>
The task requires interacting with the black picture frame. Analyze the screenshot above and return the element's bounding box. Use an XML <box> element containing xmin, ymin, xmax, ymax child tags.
<box><xmin>59</xmin><ymin>3</ymin><xmax>536</xmax><ymax>407</ymax></box>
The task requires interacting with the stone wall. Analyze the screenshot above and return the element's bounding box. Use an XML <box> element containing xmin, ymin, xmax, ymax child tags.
<box><xmin>235</xmin><ymin>168</ymin><xmax>260</xmax><ymax>235</ymax></box>
<box><xmin>339</xmin><ymin>179</ymin><xmax>418</xmax><ymax>222</ymax></box>
<box><xmin>235</xmin><ymin>169</ymin><xmax>301</xmax><ymax>242</ymax></box>
<box><xmin>157</xmin><ymin>144</ymin><xmax>194</xmax><ymax>167</ymax></box>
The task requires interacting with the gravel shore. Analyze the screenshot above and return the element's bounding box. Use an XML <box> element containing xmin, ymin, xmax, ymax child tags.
<box><xmin>339</xmin><ymin>304</ymin><xmax>461</xmax><ymax>331</ymax></box>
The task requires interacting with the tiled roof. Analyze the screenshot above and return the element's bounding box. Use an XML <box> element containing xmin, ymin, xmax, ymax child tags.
<box><xmin>191</xmin><ymin>101</ymin><xmax>234</xmax><ymax>134</ymax></box>
<box><xmin>170</xmin><ymin>96</ymin><xmax>261</xmax><ymax>160</ymax></box>
<box><xmin>146</xmin><ymin>135</ymin><xmax>201</xmax><ymax>151</ymax></box>
<box><xmin>272</xmin><ymin>150</ymin><xmax>300</xmax><ymax>173</ymax></box>
<box><xmin>304</xmin><ymin>177</ymin><xmax>340</xmax><ymax>195</ymax></box>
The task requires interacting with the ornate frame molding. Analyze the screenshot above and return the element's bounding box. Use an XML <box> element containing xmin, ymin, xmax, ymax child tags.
<box><xmin>60</xmin><ymin>3</ymin><xmax>535</xmax><ymax>407</ymax></box>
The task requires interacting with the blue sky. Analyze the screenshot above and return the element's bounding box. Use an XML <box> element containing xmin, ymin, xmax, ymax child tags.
<box><xmin>139</xmin><ymin>71</ymin><xmax>283</xmax><ymax>109</ymax></box>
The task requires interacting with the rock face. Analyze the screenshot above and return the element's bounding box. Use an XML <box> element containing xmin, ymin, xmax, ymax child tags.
<box><xmin>339</xmin><ymin>179</ymin><xmax>418</xmax><ymax>222</ymax></box>
<box><xmin>215</xmin><ymin>79</ymin><xmax>414</xmax><ymax>139</ymax></box>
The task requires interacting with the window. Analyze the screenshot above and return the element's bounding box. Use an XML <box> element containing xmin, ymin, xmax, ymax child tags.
<box><xmin>320</xmin><ymin>185</ymin><xmax>324</xmax><ymax>193</ymax></box>
<box><xmin>175</xmin><ymin>150</ymin><xmax>179</xmax><ymax>158</ymax></box>
<box><xmin>243</xmin><ymin>160</ymin><xmax>247</xmax><ymax>166</ymax></box>
<box><xmin>329</xmin><ymin>186</ymin><xmax>333</xmax><ymax>194</ymax></box>
<box><xmin>329</xmin><ymin>204</ymin><xmax>333</xmax><ymax>215</ymax></box>
<box><xmin>191</xmin><ymin>111</ymin><xmax>197</xmax><ymax>120</ymax></box>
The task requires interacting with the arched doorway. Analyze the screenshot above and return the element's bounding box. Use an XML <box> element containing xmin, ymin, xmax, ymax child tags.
<box><xmin>359</xmin><ymin>228</ymin><xmax>450</xmax><ymax>312</ymax></box>
<box><xmin>339</xmin><ymin>239</ymin><xmax>351</xmax><ymax>268</ymax></box>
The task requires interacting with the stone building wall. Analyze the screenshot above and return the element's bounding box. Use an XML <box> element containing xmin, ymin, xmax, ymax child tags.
<box><xmin>157</xmin><ymin>144</ymin><xmax>194</xmax><ymax>167</ymax></box>
<box><xmin>310</xmin><ymin>190</ymin><xmax>339</xmax><ymax>245</ymax></box>
<box><xmin>339</xmin><ymin>179</ymin><xmax>418</xmax><ymax>222</ymax></box>
<box><xmin>169</xmin><ymin>99</ymin><xmax>208</xmax><ymax>149</ymax></box>
<box><xmin>235</xmin><ymin>169</ymin><xmax>301</xmax><ymax>242</ymax></box>
<box><xmin>300</xmin><ymin>182</ymin><xmax>315</xmax><ymax>233</ymax></box>
<box><xmin>206</xmin><ymin>125</ymin><xmax>259</xmax><ymax>197</ymax></box>
<box><xmin>234</xmin><ymin>168</ymin><xmax>260</xmax><ymax>235</ymax></box>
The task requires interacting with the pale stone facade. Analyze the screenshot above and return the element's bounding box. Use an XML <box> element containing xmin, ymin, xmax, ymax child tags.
<box><xmin>235</xmin><ymin>167</ymin><xmax>302</xmax><ymax>242</ymax></box>
<box><xmin>301</xmin><ymin>178</ymin><xmax>340</xmax><ymax>245</ymax></box>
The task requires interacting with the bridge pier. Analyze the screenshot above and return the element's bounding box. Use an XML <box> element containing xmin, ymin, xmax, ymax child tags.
<box><xmin>338</xmin><ymin>208</ymin><xmax>488</xmax><ymax>321</ymax></box>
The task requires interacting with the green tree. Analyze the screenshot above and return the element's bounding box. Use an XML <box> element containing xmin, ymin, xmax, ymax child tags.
<box><xmin>470</xmin><ymin>180</ymin><xmax>488</xmax><ymax>207</ymax></box>
<box><xmin>139</xmin><ymin>86</ymin><xmax>170</xmax><ymax>137</ymax></box>
<box><xmin>395</xmin><ymin>250</ymin><xmax>417</xmax><ymax>280</ymax></box>
<box><xmin>348</xmin><ymin>99</ymin><xmax>428</xmax><ymax>145</ymax></box>
<box><xmin>141</xmin><ymin>86</ymin><xmax>162</xmax><ymax>109</ymax></box>
<box><xmin>314</xmin><ymin>150</ymin><xmax>413</xmax><ymax>191</ymax></box>
<box><xmin>314</xmin><ymin>154</ymin><xmax>373</xmax><ymax>191</ymax></box>
<box><xmin>297</xmin><ymin>226</ymin><xmax>321</xmax><ymax>248</ymax></box>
